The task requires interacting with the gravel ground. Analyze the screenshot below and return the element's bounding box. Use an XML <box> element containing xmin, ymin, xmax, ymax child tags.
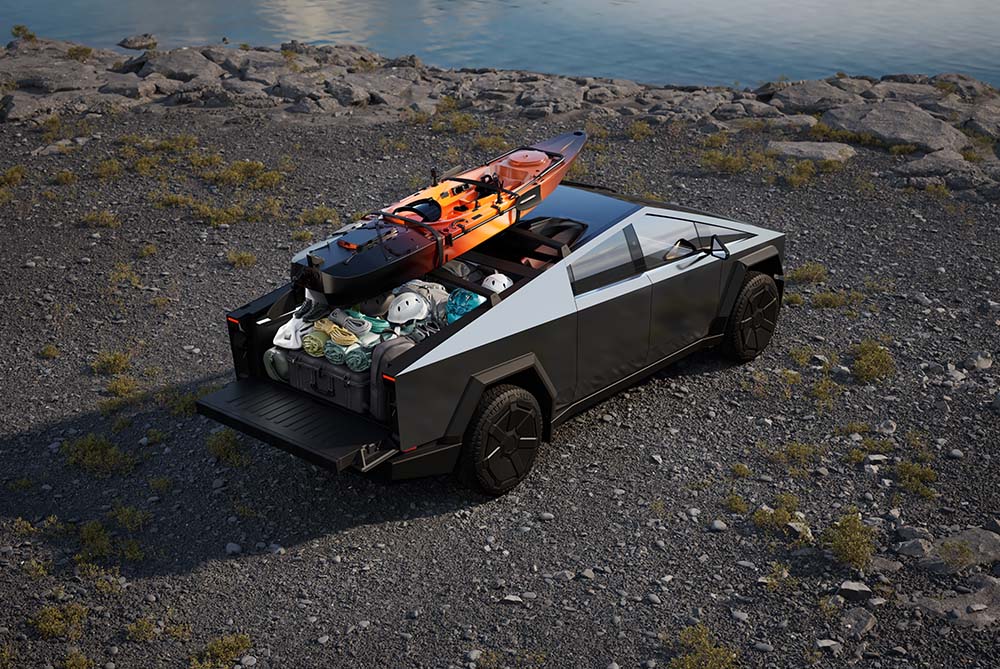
<box><xmin>0</xmin><ymin>106</ymin><xmax>998</xmax><ymax>669</ymax></box>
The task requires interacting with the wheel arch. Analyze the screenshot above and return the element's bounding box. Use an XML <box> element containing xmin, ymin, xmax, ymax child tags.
<box><xmin>445</xmin><ymin>354</ymin><xmax>556</xmax><ymax>443</ymax></box>
<box><xmin>718</xmin><ymin>245</ymin><xmax>784</xmax><ymax>320</ymax></box>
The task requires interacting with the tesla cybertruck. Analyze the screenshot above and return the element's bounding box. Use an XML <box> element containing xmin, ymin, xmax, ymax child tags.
<box><xmin>197</xmin><ymin>183</ymin><xmax>785</xmax><ymax>494</ymax></box>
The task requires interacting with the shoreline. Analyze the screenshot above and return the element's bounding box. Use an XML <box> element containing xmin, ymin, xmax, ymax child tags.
<box><xmin>2</xmin><ymin>34</ymin><xmax>999</xmax><ymax>202</ymax></box>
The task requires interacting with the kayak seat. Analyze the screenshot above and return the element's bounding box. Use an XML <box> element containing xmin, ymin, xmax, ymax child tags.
<box><xmin>394</xmin><ymin>198</ymin><xmax>442</xmax><ymax>223</ymax></box>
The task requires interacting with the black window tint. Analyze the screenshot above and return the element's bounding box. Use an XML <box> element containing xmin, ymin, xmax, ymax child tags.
<box><xmin>632</xmin><ymin>215</ymin><xmax>698</xmax><ymax>270</ymax></box>
<box><xmin>569</xmin><ymin>229</ymin><xmax>640</xmax><ymax>295</ymax></box>
<box><xmin>694</xmin><ymin>222</ymin><xmax>753</xmax><ymax>249</ymax></box>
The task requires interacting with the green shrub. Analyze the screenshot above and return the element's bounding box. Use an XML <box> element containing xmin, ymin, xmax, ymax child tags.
<box><xmin>0</xmin><ymin>165</ymin><xmax>25</xmax><ymax>187</ymax></box>
<box><xmin>822</xmin><ymin>509</ymin><xmax>874</xmax><ymax>569</ymax></box>
<box><xmin>127</xmin><ymin>617</ymin><xmax>158</xmax><ymax>642</ymax></box>
<box><xmin>938</xmin><ymin>540</ymin><xmax>974</xmax><ymax>571</ymax></box>
<box><xmin>53</xmin><ymin>170</ymin><xmax>78</xmax><ymax>185</ymax></box>
<box><xmin>39</xmin><ymin>343</ymin><xmax>61</xmax><ymax>359</ymax></box>
<box><xmin>137</xmin><ymin>243</ymin><xmax>157</xmax><ymax>258</ymax></box>
<box><xmin>851</xmin><ymin>339</ymin><xmax>895</xmax><ymax>383</ymax></box>
<box><xmin>889</xmin><ymin>144</ymin><xmax>917</xmax><ymax>155</ymax></box>
<box><xmin>106</xmin><ymin>375</ymin><xmax>141</xmax><ymax>398</ymax></box>
<box><xmin>66</xmin><ymin>46</ymin><xmax>93</xmax><ymax>62</ymax></box>
<box><xmin>724</xmin><ymin>494</ymin><xmax>748</xmax><ymax>514</ymax></box>
<box><xmin>92</xmin><ymin>350</ymin><xmax>130</xmax><ymax>375</ymax></box>
<box><xmin>785</xmin><ymin>160</ymin><xmax>817</xmax><ymax>188</ymax></box>
<box><xmin>667</xmin><ymin>624</ymin><xmax>737</xmax><ymax>669</ymax></box>
<box><xmin>31</xmin><ymin>603</ymin><xmax>89</xmax><ymax>639</ymax></box>
<box><xmin>189</xmin><ymin>634</ymin><xmax>252</xmax><ymax>669</ymax></box>
<box><xmin>812</xmin><ymin>290</ymin><xmax>863</xmax><ymax>308</ymax></box>
<box><xmin>730</xmin><ymin>463</ymin><xmax>751</xmax><ymax>478</ymax></box>
<box><xmin>62</xmin><ymin>651</ymin><xmax>94</xmax><ymax>669</ymax></box>
<box><xmin>226</xmin><ymin>250</ymin><xmax>257</xmax><ymax>269</ymax></box>
<box><xmin>207</xmin><ymin>429</ymin><xmax>248</xmax><ymax>466</ymax></box>
<box><xmin>81</xmin><ymin>210</ymin><xmax>121</xmax><ymax>228</ymax></box>
<box><xmin>701</xmin><ymin>150</ymin><xmax>747</xmax><ymax>174</ymax></box>
<box><xmin>94</xmin><ymin>158</ymin><xmax>123</xmax><ymax>179</ymax></box>
<box><xmin>298</xmin><ymin>205</ymin><xmax>340</xmax><ymax>226</ymax></box>
<box><xmin>448</xmin><ymin>112</ymin><xmax>478</xmax><ymax>134</ymax></box>
<box><xmin>62</xmin><ymin>434</ymin><xmax>135</xmax><ymax>478</ymax></box>
<box><xmin>787</xmin><ymin>261</ymin><xmax>828</xmax><ymax>284</ymax></box>
<box><xmin>896</xmin><ymin>460</ymin><xmax>937</xmax><ymax>498</ymax></box>
<box><xmin>110</xmin><ymin>504</ymin><xmax>151</xmax><ymax>532</ymax></box>
<box><xmin>11</xmin><ymin>25</ymin><xmax>37</xmax><ymax>41</ymax></box>
<box><xmin>626</xmin><ymin>120</ymin><xmax>653</xmax><ymax>141</ymax></box>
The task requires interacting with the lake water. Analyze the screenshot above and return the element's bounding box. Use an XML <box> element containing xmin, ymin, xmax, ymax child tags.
<box><xmin>2</xmin><ymin>0</ymin><xmax>999</xmax><ymax>87</ymax></box>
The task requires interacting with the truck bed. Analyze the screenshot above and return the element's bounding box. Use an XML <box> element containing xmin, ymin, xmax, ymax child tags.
<box><xmin>196</xmin><ymin>379</ymin><xmax>393</xmax><ymax>472</ymax></box>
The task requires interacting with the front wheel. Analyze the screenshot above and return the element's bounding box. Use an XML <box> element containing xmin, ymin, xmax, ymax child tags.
<box><xmin>723</xmin><ymin>271</ymin><xmax>780</xmax><ymax>361</ymax></box>
<box><xmin>457</xmin><ymin>384</ymin><xmax>543</xmax><ymax>495</ymax></box>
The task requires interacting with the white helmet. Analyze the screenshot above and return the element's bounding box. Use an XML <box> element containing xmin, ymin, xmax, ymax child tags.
<box><xmin>482</xmin><ymin>272</ymin><xmax>513</xmax><ymax>293</ymax></box>
<box><xmin>387</xmin><ymin>292</ymin><xmax>430</xmax><ymax>324</ymax></box>
<box><xmin>273</xmin><ymin>317</ymin><xmax>313</xmax><ymax>349</ymax></box>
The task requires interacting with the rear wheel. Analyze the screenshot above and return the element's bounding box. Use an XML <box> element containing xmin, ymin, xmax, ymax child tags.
<box><xmin>723</xmin><ymin>271</ymin><xmax>780</xmax><ymax>361</ymax></box>
<box><xmin>458</xmin><ymin>384</ymin><xmax>542</xmax><ymax>495</ymax></box>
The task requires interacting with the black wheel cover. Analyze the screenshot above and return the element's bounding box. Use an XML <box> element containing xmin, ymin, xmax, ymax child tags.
<box><xmin>481</xmin><ymin>396</ymin><xmax>540</xmax><ymax>489</ymax></box>
<box><xmin>738</xmin><ymin>279</ymin><xmax>779</xmax><ymax>356</ymax></box>
<box><xmin>459</xmin><ymin>384</ymin><xmax>543</xmax><ymax>495</ymax></box>
<box><xmin>724</xmin><ymin>271</ymin><xmax>780</xmax><ymax>362</ymax></box>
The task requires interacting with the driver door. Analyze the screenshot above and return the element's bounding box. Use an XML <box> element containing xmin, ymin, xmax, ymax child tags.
<box><xmin>631</xmin><ymin>214</ymin><xmax>724</xmax><ymax>365</ymax></box>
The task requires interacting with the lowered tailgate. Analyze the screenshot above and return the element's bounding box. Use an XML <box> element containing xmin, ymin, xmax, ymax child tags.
<box><xmin>196</xmin><ymin>379</ymin><xmax>394</xmax><ymax>472</ymax></box>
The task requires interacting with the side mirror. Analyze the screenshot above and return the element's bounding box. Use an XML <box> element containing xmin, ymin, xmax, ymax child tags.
<box><xmin>710</xmin><ymin>235</ymin><xmax>730</xmax><ymax>260</ymax></box>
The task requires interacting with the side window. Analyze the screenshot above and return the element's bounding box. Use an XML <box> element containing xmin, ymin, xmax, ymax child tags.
<box><xmin>694</xmin><ymin>222</ymin><xmax>753</xmax><ymax>249</ymax></box>
<box><xmin>568</xmin><ymin>228</ymin><xmax>641</xmax><ymax>295</ymax></box>
<box><xmin>632</xmin><ymin>216</ymin><xmax>699</xmax><ymax>271</ymax></box>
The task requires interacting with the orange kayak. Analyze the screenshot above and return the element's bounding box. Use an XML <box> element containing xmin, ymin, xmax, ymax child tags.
<box><xmin>291</xmin><ymin>131</ymin><xmax>587</xmax><ymax>302</ymax></box>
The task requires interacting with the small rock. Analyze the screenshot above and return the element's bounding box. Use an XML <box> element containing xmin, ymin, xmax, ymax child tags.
<box><xmin>119</xmin><ymin>34</ymin><xmax>158</xmax><ymax>50</ymax></box>
<box><xmin>501</xmin><ymin>595</ymin><xmax>523</xmax><ymax>604</ymax></box>
<box><xmin>753</xmin><ymin>641</ymin><xmax>774</xmax><ymax>652</ymax></box>
<box><xmin>538</xmin><ymin>512</ymin><xmax>555</xmax><ymax>521</ymax></box>
<box><xmin>240</xmin><ymin>656</ymin><xmax>257</xmax><ymax>667</ymax></box>
<box><xmin>838</xmin><ymin>581</ymin><xmax>873</xmax><ymax>602</ymax></box>
<box><xmin>709</xmin><ymin>519</ymin><xmax>728</xmax><ymax>532</ymax></box>
<box><xmin>466</xmin><ymin>650</ymin><xmax>482</xmax><ymax>661</ymax></box>
<box><xmin>317</xmin><ymin>635</ymin><xmax>330</xmax><ymax>644</ymax></box>
<box><xmin>815</xmin><ymin>639</ymin><xmax>843</xmax><ymax>656</ymax></box>
<box><xmin>225</xmin><ymin>543</ymin><xmax>241</xmax><ymax>555</ymax></box>
<box><xmin>947</xmin><ymin>449</ymin><xmax>964</xmax><ymax>459</ymax></box>
<box><xmin>841</xmin><ymin>607</ymin><xmax>877</xmax><ymax>640</ymax></box>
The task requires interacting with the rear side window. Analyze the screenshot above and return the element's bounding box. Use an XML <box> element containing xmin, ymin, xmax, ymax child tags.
<box><xmin>694</xmin><ymin>222</ymin><xmax>753</xmax><ymax>248</ymax></box>
<box><xmin>631</xmin><ymin>216</ymin><xmax>699</xmax><ymax>271</ymax></box>
<box><xmin>568</xmin><ymin>228</ymin><xmax>642</xmax><ymax>295</ymax></box>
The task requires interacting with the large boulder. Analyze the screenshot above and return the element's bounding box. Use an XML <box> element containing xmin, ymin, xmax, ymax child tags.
<box><xmin>138</xmin><ymin>48</ymin><xmax>225</xmax><ymax>82</ymax></box>
<box><xmin>894</xmin><ymin>149</ymin><xmax>991</xmax><ymax>190</ymax></box>
<box><xmin>913</xmin><ymin>574</ymin><xmax>1000</xmax><ymax>630</ymax></box>
<box><xmin>13</xmin><ymin>60</ymin><xmax>100</xmax><ymax>92</ymax></box>
<box><xmin>930</xmin><ymin>73</ymin><xmax>997</xmax><ymax>100</ymax></box>
<box><xmin>918</xmin><ymin>527</ymin><xmax>1000</xmax><ymax>574</ymax></box>
<box><xmin>862</xmin><ymin>81</ymin><xmax>943</xmax><ymax>103</ymax></box>
<box><xmin>821</xmin><ymin>101</ymin><xmax>970</xmax><ymax>152</ymax></box>
<box><xmin>766</xmin><ymin>140</ymin><xmax>857</xmax><ymax>162</ymax></box>
<box><xmin>271</xmin><ymin>72</ymin><xmax>327</xmax><ymax>100</ymax></box>
<box><xmin>965</xmin><ymin>100</ymin><xmax>1000</xmax><ymax>139</ymax></box>
<box><xmin>99</xmin><ymin>72</ymin><xmax>157</xmax><ymax>99</ymax></box>
<box><xmin>771</xmin><ymin>80</ymin><xmax>863</xmax><ymax>113</ymax></box>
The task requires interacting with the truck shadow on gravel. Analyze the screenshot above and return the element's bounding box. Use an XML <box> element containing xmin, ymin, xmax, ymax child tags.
<box><xmin>1</xmin><ymin>374</ymin><xmax>486</xmax><ymax>578</ymax></box>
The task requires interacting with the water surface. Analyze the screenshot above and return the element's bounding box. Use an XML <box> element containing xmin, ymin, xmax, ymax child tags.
<box><xmin>2</xmin><ymin>0</ymin><xmax>998</xmax><ymax>86</ymax></box>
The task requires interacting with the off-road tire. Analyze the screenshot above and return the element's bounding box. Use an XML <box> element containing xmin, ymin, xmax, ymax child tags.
<box><xmin>723</xmin><ymin>271</ymin><xmax>780</xmax><ymax>362</ymax></box>
<box><xmin>457</xmin><ymin>384</ymin><xmax>542</xmax><ymax>495</ymax></box>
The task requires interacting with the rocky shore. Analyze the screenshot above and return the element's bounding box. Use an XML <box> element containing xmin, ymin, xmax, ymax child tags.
<box><xmin>1</xmin><ymin>32</ymin><xmax>999</xmax><ymax>669</ymax></box>
<box><xmin>2</xmin><ymin>34</ymin><xmax>1000</xmax><ymax>202</ymax></box>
